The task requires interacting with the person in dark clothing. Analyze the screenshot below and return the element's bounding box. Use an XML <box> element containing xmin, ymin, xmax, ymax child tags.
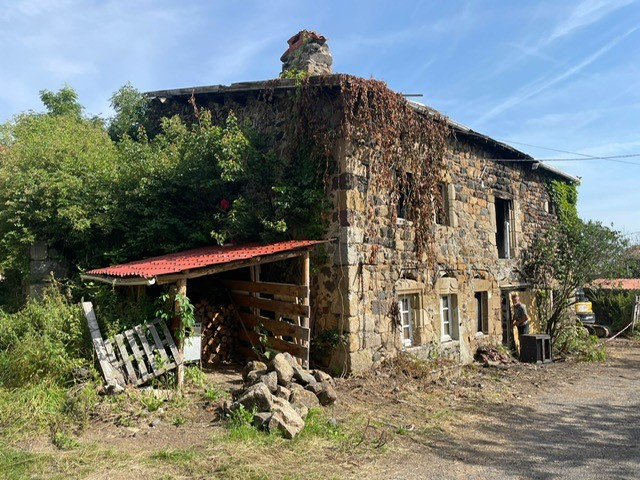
<box><xmin>512</xmin><ymin>294</ymin><xmax>530</xmax><ymax>336</ymax></box>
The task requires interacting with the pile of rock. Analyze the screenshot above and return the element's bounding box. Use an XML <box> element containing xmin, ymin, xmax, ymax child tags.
<box><xmin>227</xmin><ymin>352</ymin><xmax>337</xmax><ymax>439</ymax></box>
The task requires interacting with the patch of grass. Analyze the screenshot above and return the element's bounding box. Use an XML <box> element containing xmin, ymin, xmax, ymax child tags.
<box><xmin>0</xmin><ymin>381</ymin><xmax>68</xmax><ymax>439</ymax></box>
<box><xmin>151</xmin><ymin>448</ymin><xmax>197</xmax><ymax>464</ymax></box>
<box><xmin>52</xmin><ymin>431</ymin><xmax>80</xmax><ymax>450</ymax></box>
<box><xmin>0</xmin><ymin>444</ymin><xmax>38</xmax><ymax>480</ymax></box>
<box><xmin>0</xmin><ymin>442</ymin><xmax>132</xmax><ymax>480</ymax></box>
<box><xmin>298</xmin><ymin>408</ymin><xmax>346</xmax><ymax>442</ymax></box>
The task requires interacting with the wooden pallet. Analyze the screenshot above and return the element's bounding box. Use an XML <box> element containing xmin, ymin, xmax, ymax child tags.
<box><xmin>82</xmin><ymin>302</ymin><xmax>182</xmax><ymax>387</ymax></box>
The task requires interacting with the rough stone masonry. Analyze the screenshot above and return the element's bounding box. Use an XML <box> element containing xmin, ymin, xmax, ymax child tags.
<box><xmin>280</xmin><ymin>30</ymin><xmax>333</xmax><ymax>76</ymax></box>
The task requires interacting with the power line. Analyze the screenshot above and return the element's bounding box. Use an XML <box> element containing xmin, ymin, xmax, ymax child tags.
<box><xmin>491</xmin><ymin>138</ymin><xmax>640</xmax><ymax>166</ymax></box>
<box><xmin>488</xmin><ymin>153</ymin><xmax>640</xmax><ymax>165</ymax></box>
<box><xmin>495</xmin><ymin>138</ymin><xmax>597</xmax><ymax>158</ymax></box>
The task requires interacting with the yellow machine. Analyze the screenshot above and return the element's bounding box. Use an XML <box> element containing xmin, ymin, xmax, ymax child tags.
<box><xmin>575</xmin><ymin>288</ymin><xmax>609</xmax><ymax>337</ymax></box>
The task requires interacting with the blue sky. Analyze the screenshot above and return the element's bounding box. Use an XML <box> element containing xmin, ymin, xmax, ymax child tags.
<box><xmin>1</xmin><ymin>0</ymin><xmax>639</xmax><ymax>235</ymax></box>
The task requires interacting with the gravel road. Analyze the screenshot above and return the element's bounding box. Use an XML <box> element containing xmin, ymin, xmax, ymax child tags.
<box><xmin>373</xmin><ymin>340</ymin><xmax>640</xmax><ymax>480</ymax></box>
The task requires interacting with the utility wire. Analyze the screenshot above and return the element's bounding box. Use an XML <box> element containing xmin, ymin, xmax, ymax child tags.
<box><xmin>488</xmin><ymin>153</ymin><xmax>640</xmax><ymax>164</ymax></box>
<box><xmin>492</xmin><ymin>138</ymin><xmax>640</xmax><ymax>166</ymax></box>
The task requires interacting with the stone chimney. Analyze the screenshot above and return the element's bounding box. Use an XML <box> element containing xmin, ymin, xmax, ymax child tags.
<box><xmin>280</xmin><ymin>30</ymin><xmax>333</xmax><ymax>76</ymax></box>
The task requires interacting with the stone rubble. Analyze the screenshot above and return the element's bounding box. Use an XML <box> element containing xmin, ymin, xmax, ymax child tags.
<box><xmin>228</xmin><ymin>352</ymin><xmax>337</xmax><ymax>439</ymax></box>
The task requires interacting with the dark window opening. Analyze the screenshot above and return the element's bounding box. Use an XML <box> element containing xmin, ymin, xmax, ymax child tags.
<box><xmin>495</xmin><ymin>197</ymin><xmax>514</xmax><ymax>258</ymax></box>
<box><xmin>475</xmin><ymin>291</ymin><xmax>488</xmax><ymax>334</ymax></box>
<box><xmin>396</xmin><ymin>172</ymin><xmax>413</xmax><ymax>221</ymax></box>
<box><xmin>436</xmin><ymin>182</ymin><xmax>450</xmax><ymax>226</ymax></box>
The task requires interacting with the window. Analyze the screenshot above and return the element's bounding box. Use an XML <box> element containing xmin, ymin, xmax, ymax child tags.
<box><xmin>396</xmin><ymin>172</ymin><xmax>413</xmax><ymax>221</ymax></box>
<box><xmin>475</xmin><ymin>291</ymin><xmax>489</xmax><ymax>334</ymax></box>
<box><xmin>495</xmin><ymin>197</ymin><xmax>515</xmax><ymax>258</ymax></box>
<box><xmin>436</xmin><ymin>182</ymin><xmax>450</xmax><ymax>226</ymax></box>
<box><xmin>440</xmin><ymin>294</ymin><xmax>458</xmax><ymax>341</ymax></box>
<box><xmin>398</xmin><ymin>294</ymin><xmax>418</xmax><ymax>347</ymax></box>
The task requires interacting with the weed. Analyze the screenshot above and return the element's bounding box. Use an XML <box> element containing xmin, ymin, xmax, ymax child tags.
<box><xmin>172</xmin><ymin>415</ymin><xmax>186</xmax><ymax>427</ymax></box>
<box><xmin>226</xmin><ymin>404</ymin><xmax>256</xmax><ymax>430</ymax></box>
<box><xmin>185</xmin><ymin>366</ymin><xmax>206</xmax><ymax>388</ymax></box>
<box><xmin>204</xmin><ymin>385</ymin><xmax>226</xmax><ymax>402</ymax></box>
<box><xmin>52</xmin><ymin>431</ymin><xmax>80</xmax><ymax>450</ymax></box>
<box><xmin>137</xmin><ymin>391</ymin><xmax>165</xmax><ymax>412</ymax></box>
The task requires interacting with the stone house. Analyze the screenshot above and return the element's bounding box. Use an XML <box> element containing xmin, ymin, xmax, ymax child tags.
<box><xmin>145</xmin><ymin>31</ymin><xmax>578</xmax><ymax>373</ymax></box>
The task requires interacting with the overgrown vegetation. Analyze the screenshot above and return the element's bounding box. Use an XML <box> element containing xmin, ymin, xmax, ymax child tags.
<box><xmin>526</xmin><ymin>219</ymin><xmax>626</xmax><ymax>345</ymax></box>
<box><xmin>527</xmin><ymin>179</ymin><xmax>628</xmax><ymax>356</ymax></box>
<box><xmin>588</xmin><ymin>288</ymin><xmax>639</xmax><ymax>332</ymax></box>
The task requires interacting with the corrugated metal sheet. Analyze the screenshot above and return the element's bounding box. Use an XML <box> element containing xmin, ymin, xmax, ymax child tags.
<box><xmin>87</xmin><ymin>240</ymin><xmax>323</xmax><ymax>279</ymax></box>
<box><xmin>590</xmin><ymin>278</ymin><xmax>640</xmax><ymax>291</ymax></box>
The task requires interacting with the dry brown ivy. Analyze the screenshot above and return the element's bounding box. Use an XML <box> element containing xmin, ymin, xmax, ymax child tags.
<box><xmin>287</xmin><ymin>74</ymin><xmax>449</xmax><ymax>263</ymax></box>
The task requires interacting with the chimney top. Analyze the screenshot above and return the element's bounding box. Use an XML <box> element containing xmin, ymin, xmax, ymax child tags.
<box><xmin>280</xmin><ymin>30</ymin><xmax>333</xmax><ymax>76</ymax></box>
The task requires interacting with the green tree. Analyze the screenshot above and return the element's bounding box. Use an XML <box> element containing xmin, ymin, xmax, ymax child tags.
<box><xmin>0</xmin><ymin>106</ymin><xmax>118</xmax><ymax>276</ymax></box>
<box><xmin>39</xmin><ymin>85</ymin><xmax>83</xmax><ymax>118</ymax></box>
<box><xmin>525</xmin><ymin>219</ymin><xmax>627</xmax><ymax>344</ymax></box>
<box><xmin>108</xmin><ymin>83</ymin><xmax>151</xmax><ymax>141</ymax></box>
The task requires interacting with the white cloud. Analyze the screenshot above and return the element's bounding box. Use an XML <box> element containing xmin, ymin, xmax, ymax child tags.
<box><xmin>473</xmin><ymin>25</ymin><xmax>640</xmax><ymax>127</ymax></box>
<box><xmin>545</xmin><ymin>0</ymin><xmax>637</xmax><ymax>45</ymax></box>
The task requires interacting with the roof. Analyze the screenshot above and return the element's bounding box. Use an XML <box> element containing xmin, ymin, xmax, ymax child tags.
<box><xmin>589</xmin><ymin>278</ymin><xmax>640</xmax><ymax>291</ymax></box>
<box><xmin>84</xmin><ymin>240</ymin><xmax>325</xmax><ymax>285</ymax></box>
<box><xmin>146</xmin><ymin>76</ymin><xmax>578</xmax><ymax>184</ymax></box>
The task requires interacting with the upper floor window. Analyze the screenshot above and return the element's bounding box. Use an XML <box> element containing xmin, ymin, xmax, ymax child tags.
<box><xmin>396</xmin><ymin>172</ymin><xmax>413</xmax><ymax>221</ymax></box>
<box><xmin>435</xmin><ymin>182</ymin><xmax>451</xmax><ymax>226</ymax></box>
<box><xmin>495</xmin><ymin>197</ymin><xmax>515</xmax><ymax>259</ymax></box>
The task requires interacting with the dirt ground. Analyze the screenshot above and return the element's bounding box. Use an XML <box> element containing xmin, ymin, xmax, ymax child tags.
<box><xmin>13</xmin><ymin>338</ymin><xmax>640</xmax><ymax>479</ymax></box>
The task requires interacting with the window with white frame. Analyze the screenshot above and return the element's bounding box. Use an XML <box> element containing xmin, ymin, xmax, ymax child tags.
<box><xmin>440</xmin><ymin>294</ymin><xmax>458</xmax><ymax>341</ymax></box>
<box><xmin>475</xmin><ymin>291</ymin><xmax>489</xmax><ymax>334</ymax></box>
<box><xmin>398</xmin><ymin>294</ymin><xmax>418</xmax><ymax>347</ymax></box>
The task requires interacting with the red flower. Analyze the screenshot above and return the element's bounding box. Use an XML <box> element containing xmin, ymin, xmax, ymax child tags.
<box><xmin>220</xmin><ymin>199</ymin><xmax>230</xmax><ymax>211</ymax></box>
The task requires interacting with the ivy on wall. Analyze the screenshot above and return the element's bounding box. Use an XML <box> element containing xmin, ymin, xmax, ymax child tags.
<box><xmin>289</xmin><ymin>75</ymin><xmax>450</xmax><ymax>261</ymax></box>
<box><xmin>545</xmin><ymin>178</ymin><xmax>579</xmax><ymax>227</ymax></box>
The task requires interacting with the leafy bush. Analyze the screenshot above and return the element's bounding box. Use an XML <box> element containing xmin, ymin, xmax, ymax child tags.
<box><xmin>0</xmin><ymin>285</ymin><xmax>91</xmax><ymax>387</ymax></box>
<box><xmin>588</xmin><ymin>289</ymin><xmax>638</xmax><ymax>332</ymax></box>
<box><xmin>555</xmin><ymin>325</ymin><xmax>606</xmax><ymax>362</ymax></box>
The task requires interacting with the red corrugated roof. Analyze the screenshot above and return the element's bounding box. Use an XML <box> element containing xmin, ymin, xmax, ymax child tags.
<box><xmin>590</xmin><ymin>278</ymin><xmax>640</xmax><ymax>291</ymax></box>
<box><xmin>87</xmin><ymin>240</ymin><xmax>324</xmax><ymax>279</ymax></box>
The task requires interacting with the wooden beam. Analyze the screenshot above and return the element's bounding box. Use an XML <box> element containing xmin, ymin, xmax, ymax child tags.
<box><xmin>80</xmin><ymin>274</ymin><xmax>156</xmax><ymax>286</ymax></box>
<box><xmin>301</xmin><ymin>250</ymin><xmax>311</xmax><ymax>367</ymax></box>
<box><xmin>232</xmin><ymin>293</ymin><xmax>310</xmax><ymax>318</ymax></box>
<box><xmin>82</xmin><ymin>302</ymin><xmax>125</xmax><ymax>387</ymax></box>
<box><xmin>221</xmin><ymin>279</ymin><xmax>308</xmax><ymax>298</ymax></box>
<box><xmin>238</xmin><ymin>312</ymin><xmax>309</xmax><ymax>339</ymax></box>
<box><xmin>237</xmin><ymin>329</ymin><xmax>308</xmax><ymax>360</ymax></box>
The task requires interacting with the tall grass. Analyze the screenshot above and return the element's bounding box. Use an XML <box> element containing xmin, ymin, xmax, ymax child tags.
<box><xmin>0</xmin><ymin>285</ymin><xmax>97</xmax><ymax>439</ymax></box>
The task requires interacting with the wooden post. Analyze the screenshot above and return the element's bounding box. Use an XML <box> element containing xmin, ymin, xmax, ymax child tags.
<box><xmin>173</xmin><ymin>278</ymin><xmax>187</xmax><ymax>388</ymax></box>
<box><xmin>302</xmin><ymin>250</ymin><xmax>311</xmax><ymax>368</ymax></box>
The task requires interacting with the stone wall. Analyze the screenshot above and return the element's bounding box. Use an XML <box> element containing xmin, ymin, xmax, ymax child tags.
<box><xmin>28</xmin><ymin>241</ymin><xmax>68</xmax><ymax>298</ymax></box>
<box><xmin>148</xmin><ymin>82</ymin><xmax>566</xmax><ymax>374</ymax></box>
<box><xmin>325</xmin><ymin>131</ymin><xmax>563</xmax><ymax>372</ymax></box>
